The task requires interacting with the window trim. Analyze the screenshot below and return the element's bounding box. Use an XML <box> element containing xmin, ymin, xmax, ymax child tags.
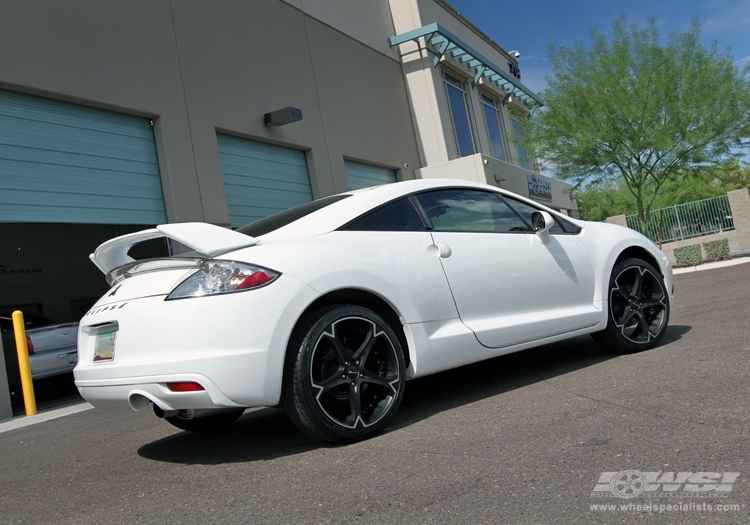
<box><xmin>408</xmin><ymin>187</ymin><xmax>581</xmax><ymax>236</ymax></box>
<box><xmin>441</xmin><ymin>69</ymin><xmax>477</xmax><ymax>158</ymax></box>
<box><xmin>510</xmin><ymin>112</ymin><xmax>533</xmax><ymax>170</ymax></box>
<box><xmin>500</xmin><ymin>193</ymin><xmax>582</xmax><ymax>235</ymax></box>
<box><xmin>480</xmin><ymin>92</ymin><xmax>508</xmax><ymax>162</ymax></box>
<box><xmin>338</xmin><ymin>197</ymin><xmax>428</xmax><ymax>232</ymax></box>
<box><xmin>412</xmin><ymin>188</ymin><xmax>531</xmax><ymax>234</ymax></box>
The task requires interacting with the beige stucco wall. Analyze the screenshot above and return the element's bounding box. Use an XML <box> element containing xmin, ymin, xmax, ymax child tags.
<box><xmin>0</xmin><ymin>0</ymin><xmax>422</xmax><ymax>227</ymax></box>
<box><xmin>280</xmin><ymin>0</ymin><xmax>399</xmax><ymax>58</ymax></box>
<box><xmin>727</xmin><ymin>188</ymin><xmax>750</xmax><ymax>252</ymax></box>
<box><xmin>388</xmin><ymin>0</ymin><xmax>537</xmax><ymax>177</ymax></box>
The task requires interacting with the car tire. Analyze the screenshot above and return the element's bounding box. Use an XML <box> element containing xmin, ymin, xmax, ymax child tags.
<box><xmin>592</xmin><ymin>258</ymin><xmax>670</xmax><ymax>354</ymax></box>
<box><xmin>282</xmin><ymin>305</ymin><xmax>406</xmax><ymax>443</ymax></box>
<box><xmin>163</xmin><ymin>409</ymin><xmax>244</xmax><ymax>432</ymax></box>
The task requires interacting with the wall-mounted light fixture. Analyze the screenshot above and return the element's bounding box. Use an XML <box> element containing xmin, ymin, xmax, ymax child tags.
<box><xmin>264</xmin><ymin>107</ymin><xmax>303</xmax><ymax>127</ymax></box>
<box><xmin>501</xmin><ymin>90</ymin><xmax>516</xmax><ymax>106</ymax></box>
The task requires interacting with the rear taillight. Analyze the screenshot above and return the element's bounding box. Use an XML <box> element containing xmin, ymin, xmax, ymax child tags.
<box><xmin>25</xmin><ymin>335</ymin><xmax>34</xmax><ymax>356</ymax></box>
<box><xmin>166</xmin><ymin>260</ymin><xmax>280</xmax><ymax>300</ymax></box>
<box><xmin>235</xmin><ymin>270</ymin><xmax>276</xmax><ymax>289</ymax></box>
<box><xmin>167</xmin><ymin>381</ymin><xmax>205</xmax><ymax>392</ymax></box>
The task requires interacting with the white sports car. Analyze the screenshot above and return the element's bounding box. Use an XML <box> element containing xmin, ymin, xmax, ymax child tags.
<box><xmin>75</xmin><ymin>178</ymin><xmax>673</xmax><ymax>442</ymax></box>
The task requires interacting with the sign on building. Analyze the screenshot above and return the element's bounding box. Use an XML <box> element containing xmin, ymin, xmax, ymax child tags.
<box><xmin>528</xmin><ymin>174</ymin><xmax>552</xmax><ymax>201</ymax></box>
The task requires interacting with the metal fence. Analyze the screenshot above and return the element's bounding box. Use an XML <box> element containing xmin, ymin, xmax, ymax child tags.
<box><xmin>626</xmin><ymin>194</ymin><xmax>734</xmax><ymax>243</ymax></box>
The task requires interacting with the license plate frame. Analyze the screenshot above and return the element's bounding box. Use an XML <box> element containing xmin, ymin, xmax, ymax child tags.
<box><xmin>93</xmin><ymin>332</ymin><xmax>116</xmax><ymax>362</ymax></box>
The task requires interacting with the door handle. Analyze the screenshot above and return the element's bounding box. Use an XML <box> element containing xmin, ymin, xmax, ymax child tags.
<box><xmin>427</xmin><ymin>242</ymin><xmax>452</xmax><ymax>258</ymax></box>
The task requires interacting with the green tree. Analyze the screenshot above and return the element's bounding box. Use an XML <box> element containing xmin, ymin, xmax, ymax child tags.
<box><xmin>531</xmin><ymin>15</ymin><xmax>750</xmax><ymax>232</ymax></box>
<box><xmin>712</xmin><ymin>158</ymin><xmax>750</xmax><ymax>190</ymax></box>
<box><xmin>575</xmin><ymin>181</ymin><xmax>635</xmax><ymax>222</ymax></box>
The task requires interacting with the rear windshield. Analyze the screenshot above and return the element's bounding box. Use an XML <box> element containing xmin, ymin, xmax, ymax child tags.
<box><xmin>236</xmin><ymin>195</ymin><xmax>351</xmax><ymax>237</ymax></box>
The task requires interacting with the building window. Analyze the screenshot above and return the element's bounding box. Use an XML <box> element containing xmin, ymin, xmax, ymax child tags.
<box><xmin>481</xmin><ymin>94</ymin><xmax>507</xmax><ymax>162</ymax></box>
<box><xmin>442</xmin><ymin>70</ymin><xmax>476</xmax><ymax>157</ymax></box>
<box><xmin>511</xmin><ymin>114</ymin><xmax>531</xmax><ymax>170</ymax></box>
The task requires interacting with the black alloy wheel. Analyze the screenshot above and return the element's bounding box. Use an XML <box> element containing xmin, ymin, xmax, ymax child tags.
<box><xmin>283</xmin><ymin>305</ymin><xmax>405</xmax><ymax>442</ymax></box>
<box><xmin>592</xmin><ymin>258</ymin><xmax>670</xmax><ymax>353</ymax></box>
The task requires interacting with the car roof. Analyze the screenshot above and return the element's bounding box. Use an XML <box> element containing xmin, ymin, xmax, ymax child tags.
<box><xmin>257</xmin><ymin>178</ymin><xmax>577</xmax><ymax>241</ymax></box>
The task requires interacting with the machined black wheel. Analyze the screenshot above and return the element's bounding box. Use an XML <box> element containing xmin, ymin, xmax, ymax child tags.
<box><xmin>592</xmin><ymin>258</ymin><xmax>670</xmax><ymax>353</ymax></box>
<box><xmin>162</xmin><ymin>408</ymin><xmax>244</xmax><ymax>432</ymax></box>
<box><xmin>283</xmin><ymin>305</ymin><xmax>405</xmax><ymax>443</ymax></box>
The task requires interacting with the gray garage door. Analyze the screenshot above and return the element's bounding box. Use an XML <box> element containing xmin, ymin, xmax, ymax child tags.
<box><xmin>345</xmin><ymin>160</ymin><xmax>397</xmax><ymax>190</ymax></box>
<box><xmin>0</xmin><ymin>89</ymin><xmax>165</xmax><ymax>224</ymax></box>
<box><xmin>217</xmin><ymin>133</ymin><xmax>313</xmax><ymax>228</ymax></box>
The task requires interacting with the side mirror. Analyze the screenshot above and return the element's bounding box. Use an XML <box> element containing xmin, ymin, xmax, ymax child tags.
<box><xmin>531</xmin><ymin>211</ymin><xmax>554</xmax><ymax>244</ymax></box>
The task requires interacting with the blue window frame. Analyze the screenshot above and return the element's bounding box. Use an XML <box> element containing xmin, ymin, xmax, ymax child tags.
<box><xmin>442</xmin><ymin>70</ymin><xmax>476</xmax><ymax>157</ymax></box>
<box><xmin>481</xmin><ymin>94</ymin><xmax>507</xmax><ymax>162</ymax></box>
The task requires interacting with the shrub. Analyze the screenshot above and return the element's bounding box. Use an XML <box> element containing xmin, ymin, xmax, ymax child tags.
<box><xmin>703</xmin><ymin>239</ymin><xmax>731</xmax><ymax>262</ymax></box>
<box><xmin>674</xmin><ymin>244</ymin><xmax>702</xmax><ymax>267</ymax></box>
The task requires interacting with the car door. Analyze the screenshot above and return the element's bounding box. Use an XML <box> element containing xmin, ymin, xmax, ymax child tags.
<box><xmin>338</xmin><ymin>196</ymin><xmax>459</xmax><ymax>324</ymax></box>
<box><xmin>413</xmin><ymin>188</ymin><xmax>600</xmax><ymax>348</ymax></box>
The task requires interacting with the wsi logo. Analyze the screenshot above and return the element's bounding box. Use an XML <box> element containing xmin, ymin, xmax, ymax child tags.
<box><xmin>592</xmin><ymin>471</ymin><xmax>740</xmax><ymax>499</ymax></box>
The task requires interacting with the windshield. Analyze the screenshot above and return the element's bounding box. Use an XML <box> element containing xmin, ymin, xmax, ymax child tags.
<box><xmin>237</xmin><ymin>195</ymin><xmax>350</xmax><ymax>237</ymax></box>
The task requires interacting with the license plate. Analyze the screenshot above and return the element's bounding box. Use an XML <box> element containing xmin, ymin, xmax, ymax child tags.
<box><xmin>94</xmin><ymin>332</ymin><xmax>116</xmax><ymax>362</ymax></box>
<box><xmin>68</xmin><ymin>353</ymin><xmax>78</xmax><ymax>365</ymax></box>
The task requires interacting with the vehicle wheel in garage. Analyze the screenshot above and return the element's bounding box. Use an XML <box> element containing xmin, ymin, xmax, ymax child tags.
<box><xmin>282</xmin><ymin>305</ymin><xmax>405</xmax><ymax>443</ymax></box>
<box><xmin>592</xmin><ymin>258</ymin><xmax>670</xmax><ymax>353</ymax></box>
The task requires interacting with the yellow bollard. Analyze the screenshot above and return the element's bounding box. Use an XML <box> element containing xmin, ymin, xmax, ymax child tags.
<box><xmin>12</xmin><ymin>311</ymin><xmax>37</xmax><ymax>416</ymax></box>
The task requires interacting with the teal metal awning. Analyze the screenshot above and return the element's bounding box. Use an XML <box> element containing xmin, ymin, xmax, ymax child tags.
<box><xmin>389</xmin><ymin>22</ymin><xmax>543</xmax><ymax>109</ymax></box>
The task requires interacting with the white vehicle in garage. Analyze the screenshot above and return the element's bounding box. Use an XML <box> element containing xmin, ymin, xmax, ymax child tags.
<box><xmin>75</xmin><ymin>178</ymin><xmax>673</xmax><ymax>442</ymax></box>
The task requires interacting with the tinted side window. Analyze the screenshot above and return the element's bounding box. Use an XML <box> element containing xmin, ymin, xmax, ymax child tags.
<box><xmin>237</xmin><ymin>195</ymin><xmax>350</xmax><ymax>237</ymax></box>
<box><xmin>342</xmin><ymin>198</ymin><xmax>425</xmax><ymax>231</ymax></box>
<box><xmin>558</xmin><ymin>216</ymin><xmax>582</xmax><ymax>234</ymax></box>
<box><xmin>502</xmin><ymin>196</ymin><xmax>564</xmax><ymax>234</ymax></box>
<box><xmin>415</xmin><ymin>189</ymin><xmax>530</xmax><ymax>233</ymax></box>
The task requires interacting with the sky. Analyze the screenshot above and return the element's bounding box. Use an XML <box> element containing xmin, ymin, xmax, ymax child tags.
<box><xmin>445</xmin><ymin>0</ymin><xmax>750</xmax><ymax>95</ymax></box>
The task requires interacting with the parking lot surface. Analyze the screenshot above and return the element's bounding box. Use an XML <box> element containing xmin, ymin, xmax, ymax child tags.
<box><xmin>1</xmin><ymin>264</ymin><xmax>748</xmax><ymax>524</ymax></box>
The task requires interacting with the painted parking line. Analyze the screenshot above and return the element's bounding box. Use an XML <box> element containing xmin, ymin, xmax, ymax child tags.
<box><xmin>0</xmin><ymin>403</ymin><xmax>94</xmax><ymax>434</ymax></box>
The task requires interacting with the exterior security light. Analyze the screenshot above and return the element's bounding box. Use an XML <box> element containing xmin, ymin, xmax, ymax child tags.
<box><xmin>264</xmin><ymin>107</ymin><xmax>303</xmax><ymax>127</ymax></box>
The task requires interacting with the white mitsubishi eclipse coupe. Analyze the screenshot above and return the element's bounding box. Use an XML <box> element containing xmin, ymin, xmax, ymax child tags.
<box><xmin>75</xmin><ymin>178</ymin><xmax>673</xmax><ymax>442</ymax></box>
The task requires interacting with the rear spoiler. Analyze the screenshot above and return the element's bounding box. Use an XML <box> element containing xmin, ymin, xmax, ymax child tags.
<box><xmin>90</xmin><ymin>222</ymin><xmax>259</xmax><ymax>274</ymax></box>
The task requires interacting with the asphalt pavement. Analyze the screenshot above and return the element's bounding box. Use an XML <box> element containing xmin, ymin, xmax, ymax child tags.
<box><xmin>1</xmin><ymin>261</ymin><xmax>748</xmax><ymax>524</ymax></box>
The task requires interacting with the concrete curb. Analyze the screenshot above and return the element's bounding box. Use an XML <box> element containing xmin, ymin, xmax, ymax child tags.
<box><xmin>0</xmin><ymin>403</ymin><xmax>94</xmax><ymax>434</ymax></box>
<box><xmin>672</xmin><ymin>256</ymin><xmax>750</xmax><ymax>274</ymax></box>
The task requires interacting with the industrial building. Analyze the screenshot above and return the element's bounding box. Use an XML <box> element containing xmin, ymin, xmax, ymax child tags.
<box><xmin>0</xmin><ymin>0</ymin><xmax>578</xmax><ymax>322</ymax></box>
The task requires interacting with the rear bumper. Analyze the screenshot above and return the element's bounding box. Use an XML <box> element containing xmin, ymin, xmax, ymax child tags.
<box><xmin>74</xmin><ymin>273</ymin><xmax>318</xmax><ymax>411</ymax></box>
<box><xmin>76</xmin><ymin>373</ymin><xmax>246</xmax><ymax>412</ymax></box>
